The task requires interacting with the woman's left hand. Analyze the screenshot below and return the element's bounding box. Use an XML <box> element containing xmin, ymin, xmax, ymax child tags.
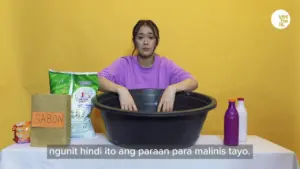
<box><xmin>157</xmin><ymin>86</ymin><xmax>177</xmax><ymax>112</ymax></box>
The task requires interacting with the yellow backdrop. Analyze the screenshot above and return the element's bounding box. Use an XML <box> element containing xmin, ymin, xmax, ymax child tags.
<box><xmin>1</xmin><ymin>0</ymin><xmax>299</xmax><ymax>158</ymax></box>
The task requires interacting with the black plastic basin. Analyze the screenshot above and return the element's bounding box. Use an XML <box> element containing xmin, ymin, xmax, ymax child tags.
<box><xmin>92</xmin><ymin>89</ymin><xmax>217</xmax><ymax>149</ymax></box>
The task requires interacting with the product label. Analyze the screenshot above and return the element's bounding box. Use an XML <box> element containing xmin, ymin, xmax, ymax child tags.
<box><xmin>79</xmin><ymin>81</ymin><xmax>92</xmax><ymax>86</ymax></box>
<box><xmin>71</xmin><ymin>87</ymin><xmax>96</xmax><ymax>119</ymax></box>
<box><xmin>71</xmin><ymin>118</ymin><xmax>95</xmax><ymax>138</ymax></box>
<box><xmin>31</xmin><ymin>112</ymin><xmax>64</xmax><ymax>128</ymax></box>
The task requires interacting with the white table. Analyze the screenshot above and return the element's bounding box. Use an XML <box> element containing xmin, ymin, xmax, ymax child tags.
<box><xmin>0</xmin><ymin>134</ymin><xmax>298</xmax><ymax>169</ymax></box>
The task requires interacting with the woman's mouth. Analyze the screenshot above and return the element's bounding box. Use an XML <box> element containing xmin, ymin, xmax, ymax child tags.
<box><xmin>143</xmin><ymin>48</ymin><xmax>150</xmax><ymax>51</ymax></box>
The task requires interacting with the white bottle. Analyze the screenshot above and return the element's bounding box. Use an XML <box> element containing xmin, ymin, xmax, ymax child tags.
<box><xmin>237</xmin><ymin>98</ymin><xmax>247</xmax><ymax>142</ymax></box>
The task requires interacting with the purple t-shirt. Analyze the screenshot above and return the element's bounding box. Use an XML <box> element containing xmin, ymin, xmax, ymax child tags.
<box><xmin>98</xmin><ymin>55</ymin><xmax>193</xmax><ymax>89</ymax></box>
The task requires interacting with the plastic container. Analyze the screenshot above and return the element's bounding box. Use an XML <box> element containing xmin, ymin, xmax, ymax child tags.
<box><xmin>237</xmin><ymin>98</ymin><xmax>247</xmax><ymax>142</ymax></box>
<box><xmin>224</xmin><ymin>98</ymin><xmax>239</xmax><ymax>146</ymax></box>
<box><xmin>92</xmin><ymin>89</ymin><xmax>217</xmax><ymax>149</ymax></box>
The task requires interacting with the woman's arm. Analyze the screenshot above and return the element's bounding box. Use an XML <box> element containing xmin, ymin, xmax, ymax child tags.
<box><xmin>157</xmin><ymin>59</ymin><xmax>198</xmax><ymax>112</ymax></box>
<box><xmin>98</xmin><ymin>77</ymin><xmax>125</xmax><ymax>93</ymax></box>
<box><xmin>158</xmin><ymin>79</ymin><xmax>198</xmax><ymax>112</ymax></box>
<box><xmin>98</xmin><ymin>58</ymin><xmax>137</xmax><ymax>111</ymax></box>
<box><xmin>168</xmin><ymin>59</ymin><xmax>199</xmax><ymax>92</ymax></box>
<box><xmin>99</xmin><ymin>77</ymin><xmax>137</xmax><ymax>111</ymax></box>
<box><xmin>97</xmin><ymin>58</ymin><xmax>126</xmax><ymax>93</ymax></box>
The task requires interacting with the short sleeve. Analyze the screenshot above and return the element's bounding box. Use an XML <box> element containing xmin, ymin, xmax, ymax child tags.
<box><xmin>168</xmin><ymin>60</ymin><xmax>194</xmax><ymax>84</ymax></box>
<box><xmin>98</xmin><ymin>58</ymin><xmax>125</xmax><ymax>85</ymax></box>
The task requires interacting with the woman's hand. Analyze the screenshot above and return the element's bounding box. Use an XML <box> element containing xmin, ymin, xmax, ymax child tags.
<box><xmin>117</xmin><ymin>87</ymin><xmax>138</xmax><ymax>111</ymax></box>
<box><xmin>157</xmin><ymin>86</ymin><xmax>177</xmax><ymax>112</ymax></box>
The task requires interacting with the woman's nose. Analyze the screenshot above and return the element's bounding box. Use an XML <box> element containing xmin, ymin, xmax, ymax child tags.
<box><xmin>143</xmin><ymin>39</ymin><xmax>149</xmax><ymax>44</ymax></box>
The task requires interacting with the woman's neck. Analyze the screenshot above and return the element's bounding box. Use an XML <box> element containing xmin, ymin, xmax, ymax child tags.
<box><xmin>137</xmin><ymin>54</ymin><xmax>155</xmax><ymax>68</ymax></box>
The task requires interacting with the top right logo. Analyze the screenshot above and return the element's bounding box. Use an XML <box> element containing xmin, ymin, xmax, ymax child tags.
<box><xmin>271</xmin><ymin>9</ymin><xmax>291</xmax><ymax>29</ymax></box>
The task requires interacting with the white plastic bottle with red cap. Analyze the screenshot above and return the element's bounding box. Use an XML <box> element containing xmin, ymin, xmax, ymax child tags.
<box><xmin>237</xmin><ymin>98</ymin><xmax>247</xmax><ymax>142</ymax></box>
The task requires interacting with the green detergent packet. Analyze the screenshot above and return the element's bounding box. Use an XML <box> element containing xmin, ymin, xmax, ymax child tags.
<box><xmin>48</xmin><ymin>69</ymin><xmax>99</xmax><ymax>138</ymax></box>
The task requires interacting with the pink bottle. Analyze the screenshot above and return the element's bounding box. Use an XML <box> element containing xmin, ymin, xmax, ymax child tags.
<box><xmin>224</xmin><ymin>98</ymin><xmax>239</xmax><ymax>146</ymax></box>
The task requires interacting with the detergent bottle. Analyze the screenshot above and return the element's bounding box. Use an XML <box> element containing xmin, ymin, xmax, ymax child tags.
<box><xmin>237</xmin><ymin>97</ymin><xmax>247</xmax><ymax>142</ymax></box>
<box><xmin>224</xmin><ymin>98</ymin><xmax>239</xmax><ymax>146</ymax></box>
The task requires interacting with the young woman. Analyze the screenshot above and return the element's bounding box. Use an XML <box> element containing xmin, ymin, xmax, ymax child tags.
<box><xmin>98</xmin><ymin>20</ymin><xmax>198</xmax><ymax>112</ymax></box>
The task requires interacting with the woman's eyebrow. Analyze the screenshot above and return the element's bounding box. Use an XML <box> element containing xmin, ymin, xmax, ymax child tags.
<box><xmin>137</xmin><ymin>32</ymin><xmax>153</xmax><ymax>35</ymax></box>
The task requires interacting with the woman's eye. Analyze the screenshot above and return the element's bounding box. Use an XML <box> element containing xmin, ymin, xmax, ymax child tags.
<box><xmin>138</xmin><ymin>37</ymin><xmax>143</xmax><ymax>40</ymax></box>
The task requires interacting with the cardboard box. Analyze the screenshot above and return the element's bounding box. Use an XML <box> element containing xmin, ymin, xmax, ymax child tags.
<box><xmin>30</xmin><ymin>94</ymin><xmax>71</xmax><ymax>147</ymax></box>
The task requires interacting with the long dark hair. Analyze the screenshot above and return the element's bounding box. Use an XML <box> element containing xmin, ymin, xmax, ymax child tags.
<box><xmin>131</xmin><ymin>20</ymin><xmax>160</xmax><ymax>56</ymax></box>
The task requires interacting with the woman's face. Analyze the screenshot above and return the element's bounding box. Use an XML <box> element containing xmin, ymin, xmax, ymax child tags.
<box><xmin>134</xmin><ymin>25</ymin><xmax>157</xmax><ymax>58</ymax></box>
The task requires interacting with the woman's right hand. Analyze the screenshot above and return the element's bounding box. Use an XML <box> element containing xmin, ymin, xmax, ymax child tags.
<box><xmin>117</xmin><ymin>87</ymin><xmax>138</xmax><ymax>111</ymax></box>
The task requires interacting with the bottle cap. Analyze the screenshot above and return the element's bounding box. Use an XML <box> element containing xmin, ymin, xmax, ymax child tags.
<box><xmin>229</xmin><ymin>98</ymin><xmax>236</xmax><ymax>102</ymax></box>
<box><xmin>237</xmin><ymin>98</ymin><xmax>244</xmax><ymax>101</ymax></box>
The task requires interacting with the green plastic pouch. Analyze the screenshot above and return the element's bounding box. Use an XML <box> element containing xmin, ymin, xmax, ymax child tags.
<box><xmin>49</xmin><ymin>69</ymin><xmax>98</xmax><ymax>138</ymax></box>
